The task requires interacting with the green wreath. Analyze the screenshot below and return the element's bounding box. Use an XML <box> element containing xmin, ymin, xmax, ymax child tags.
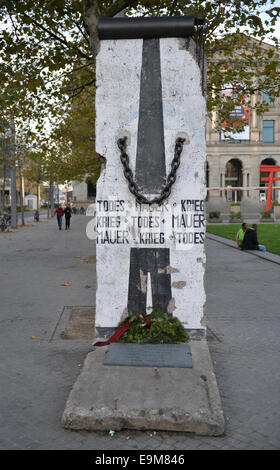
<box><xmin>117</xmin><ymin>306</ymin><xmax>189</xmax><ymax>344</ymax></box>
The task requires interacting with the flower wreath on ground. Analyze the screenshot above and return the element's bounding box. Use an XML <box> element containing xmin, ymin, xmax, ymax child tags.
<box><xmin>94</xmin><ymin>306</ymin><xmax>189</xmax><ymax>347</ymax></box>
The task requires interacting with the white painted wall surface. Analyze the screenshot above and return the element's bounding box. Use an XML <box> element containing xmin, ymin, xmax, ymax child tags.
<box><xmin>95</xmin><ymin>37</ymin><xmax>206</xmax><ymax>331</ymax></box>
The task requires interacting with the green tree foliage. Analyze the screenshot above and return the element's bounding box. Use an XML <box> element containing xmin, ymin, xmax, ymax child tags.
<box><xmin>0</xmin><ymin>0</ymin><xmax>279</xmax><ymax>183</ymax></box>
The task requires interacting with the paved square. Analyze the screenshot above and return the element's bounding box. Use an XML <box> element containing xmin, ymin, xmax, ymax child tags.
<box><xmin>1</xmin><ymin>216</ymin><xmax>279</xmax><ymax>449</ymax></box>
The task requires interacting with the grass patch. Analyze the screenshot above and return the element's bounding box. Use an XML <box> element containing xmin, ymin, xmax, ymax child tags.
<box><xmin>207</xmin><ymin>223</ymin><xmax>280</xmax><ymax>256</ymax></box>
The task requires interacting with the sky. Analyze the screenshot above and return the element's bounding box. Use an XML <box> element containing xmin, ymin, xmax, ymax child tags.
<box><xmin>259</xmin><ymin>0</ymin><xmax>280</xmax><ymax>43</ymax></box>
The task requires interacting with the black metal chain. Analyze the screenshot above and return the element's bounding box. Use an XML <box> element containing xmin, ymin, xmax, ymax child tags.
<box><xmin>117</xmin><ymin>136</ymin><xmax>185</xmax><ymax>205</ymax></box>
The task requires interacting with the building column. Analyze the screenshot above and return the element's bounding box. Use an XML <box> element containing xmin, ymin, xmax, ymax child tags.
<box><xmin>250</xmin><ymin>93</ymin><xmax>260</xmax><ymax>142</ymax></box>
<box><xmin>250</xmin><ymin>160</ymin><xmax>261</xmax><ymax>203</ymax></box>
<box><xmin>242</xmin><ymin>163</ymin><xmax>250</xmax><ymax>200</ymax></box>
<box><xmin>207</xmin><ymin>156</ymin><xmax>223</xmax><ymax>203</ymax></box>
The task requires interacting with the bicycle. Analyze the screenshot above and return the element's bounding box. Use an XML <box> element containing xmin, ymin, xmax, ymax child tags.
<box><xmin>0</xmin><ymin>213</ymin><xmax>11</xmax><ymax>232</ymax></box>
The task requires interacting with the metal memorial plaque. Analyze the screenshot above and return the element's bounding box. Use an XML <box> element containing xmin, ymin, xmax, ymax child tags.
<box><xmin>103</xmin><ymin>343</ymin><xmax>192</xmax><ymax>368</ymax></box>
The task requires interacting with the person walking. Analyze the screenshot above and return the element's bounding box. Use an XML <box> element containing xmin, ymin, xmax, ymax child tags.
<box><xmin>54</xmin><ymin>204</ymin><xmax>64</xmax><ymax>230</ymax></box>
<box><xmin>64</xmin><ymin>203</ymin><xmax>72</xmax><ymax>230</ymax></box>
<box><xmin>242</xmin><ymin>224</ymin><xmax>266</xmax><ymax>252</ymax></box>
<box><xmin>236</xmin><ymin>222</ymin><xmax>248</xmax><ymax>249</ymax></box>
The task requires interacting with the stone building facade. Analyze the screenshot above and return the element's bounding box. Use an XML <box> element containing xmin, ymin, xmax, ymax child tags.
<box><xmin>71</xmin><ymin>179</ymin><xmax>96</xmax><ymax>208</ymax></box>
<box><xmin>206</xmin><ymin>93</ymin><xmax>280</xmax><ymax>218</ymax></box>
<box><xmin>206</xmin><ymin>38</ymin><xmax>280</xmax><ymax>219</ymax></box>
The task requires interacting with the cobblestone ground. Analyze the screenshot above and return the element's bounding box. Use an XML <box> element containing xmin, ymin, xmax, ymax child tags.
<box><xmin>0</xmin><ymin>216</ymin><xmax>279</xmax><ymax>450</ymax></box>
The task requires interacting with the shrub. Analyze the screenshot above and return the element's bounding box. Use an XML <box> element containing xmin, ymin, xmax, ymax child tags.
<box><xmin>209</xmin><ymin>211</ymin><xmax>220</xmax><ymax>219</ymax></box>
<box><xmin>16</xmin><ymin>205</ymin><xmax>28</xmax><ymax>212</ymax></box>
<box><xmin>231</xmin><ymin>202</ymin><xmax>241</xmax><ymax>206</ymax></box>
<box><xmin>261</xmin><ymin>210</ymin><xmax>272</xmax><ymax>218</ymax></box>
<box><xmin>230</xmin><ymin>211</ymin><xmax>242</xmax><ymax>219</ymax></box>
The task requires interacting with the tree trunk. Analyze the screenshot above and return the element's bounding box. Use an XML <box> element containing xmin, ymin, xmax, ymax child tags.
<box><xmin>50</xmin><ymin>181</ymin><xmax>54</xmax><ymax>217</ymax></box>
<box><xmin>47</xmin><ymin>183</ymin><xmax>50</xmax><ymax>219</ymax></box>
<box><xmin>37</xmin><ymin>182</ymin><xmax>41</xmax><ymax>219</ymax></box>
<box><xmin>82</xmin><ymin>0</ymin><xmax>100</xmax><ymax>56</ymax></box>
<box><xmin>10</xmin><ymin>121</ymin><xmax>17</xmax><ymax>229</ymax></box>
<box><xmin>18</xmin><ymin>165</ymin><xmax>25</xmax><ymax>226</ymax></box>
<box><xmin>10</xmin><ymin>164</ymin><xmax>17</xmax><ymax>229</ymax></box>
<box><xmin>1</xmin><ymin>165</ymin><xmax>6</xmax><ymax>214</ymax></box>
<box><xmin>82</xmin><ymin>0</ymin><xmax>134</xmax><ymax>55</ymax></box>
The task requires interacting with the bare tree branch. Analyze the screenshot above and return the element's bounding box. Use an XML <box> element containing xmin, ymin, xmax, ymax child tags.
<box><xmin>104</xmin><ymin>0</ymin><xmax>139</xmax><ymax>17</ymax></box>
<box><xmin>21</xmin><ymin>11</ymin><xmax>93</xmax><ymax>61</ymax></box>
<box><xmin>74</xmin><ymin>19</ymin><xmax>91</xmax><ymax>45</ymax></box>
<box><xmin>46</xmin><ymin>61</ymin><xmax>95</xmax><ymax>85</ymax></box>
<box><xmin>7</xmin><ymin>9</ymin><xmax>19</xmax><ymax>41</ymax></box>
<box><xmin>64</xmin><ymin>78</ymin><xmax>95</xmax><ymax>94</ymax></box>
<box><xmin>169</xmin><ymin>0</ymin><xmax>178</xmax><ymax>16</ymax></box>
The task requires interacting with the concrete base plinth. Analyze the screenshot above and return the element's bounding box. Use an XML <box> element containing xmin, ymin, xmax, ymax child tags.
<box><xmin>62</xmin><ymin>339</ymin><xmax>224</xmax><ymax>436</ymax></box>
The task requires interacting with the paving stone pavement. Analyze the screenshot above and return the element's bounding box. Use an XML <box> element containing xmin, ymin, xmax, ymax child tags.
<box><xmin>0</xmin><ymin>216</ymin><xmax>279</xmax><ymax>450</ymax></box>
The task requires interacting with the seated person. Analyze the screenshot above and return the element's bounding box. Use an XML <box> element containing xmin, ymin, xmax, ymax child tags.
<box><xmin>236</xmin><ymin>222</ymin><xmax>248</xmax><ymax>248</ymax></box>
<box><xmin>242</xmin><ymin>224</ymin><xmax>266</xmax><ymax>253</ymax></box>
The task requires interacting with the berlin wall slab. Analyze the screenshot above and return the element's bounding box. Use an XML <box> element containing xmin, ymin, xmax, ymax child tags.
<box><xmin>86</xmin><ymin>30</ymin><xmax>207</xmax><ymax>335</ymax></box>
<box><xmin>103</xmin><ymin>343</ymin><xmax>193</xmax><ymax>368</ymax></box>
<box><xmin>62</xmin><ymin>339</ymin><xmax>224</xmax><ymax>435</ymax></box>
<box><xmin>63</xmin><ymin>17</ymin><xmax>224</xmax><ymax>435</ymax></box>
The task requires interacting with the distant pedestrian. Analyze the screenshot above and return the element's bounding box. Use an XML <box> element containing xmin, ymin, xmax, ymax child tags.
<box><xmin>34</xmin><ymin>210</ymin><xmax>39</xmax><ymax>222</ymax></box>
<box><xmin>64</xmin><ymin>203</ymin><xmax>72</xmax><ymax>230</ymax></box>
<box><xmin>236</xmin><ymin>222</ymin><xmax>248</xmax><ymax>249</ymax></box>
<box><xmin>242</xmin><ymin>224</ymin><xmax>266</xmax><ymax>252</ymax></box>
<box><xmin>54</xmin><ymin>204</ymin><xmax>64</xmax><ymax>230</ymax></box>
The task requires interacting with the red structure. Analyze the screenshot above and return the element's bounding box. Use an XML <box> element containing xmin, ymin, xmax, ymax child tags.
<box><xmin>259</xmin><ymin>165</ymin><xmax>280</xmax><ymax>212</ymax></box>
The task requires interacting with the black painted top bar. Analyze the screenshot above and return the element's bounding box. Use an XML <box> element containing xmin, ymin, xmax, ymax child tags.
<box><xmin>98</xmin><ymin>16</ymin><xmax>201</xmax><ymax>40</ymax></box>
